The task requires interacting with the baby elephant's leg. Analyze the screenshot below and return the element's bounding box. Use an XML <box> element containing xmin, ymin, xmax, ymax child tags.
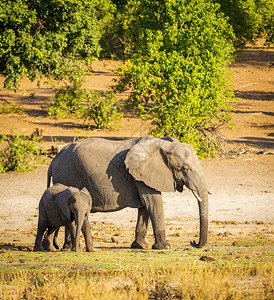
<box><xmin>42</xmin><ymin>230</ymin><xmax>49</xmax><ymax>250</ymax></box>
<box><xmin>34</xmin><ymin>223</ymin><xmax>47</xmax><ymax>251</ymax></box>
<box><xmin>46</xmin><ymin>226</ymin><xmax>58</xmax><ymax>251</ymax></box>
<box><xmin>67</xmin><ymin>223</ymin><xmax>77</xmax><ymax>251</ymax></box>
<box><xmin>62</xmin><ymin>227</ymin><xmax>72</xmax><ymax>250</ymax></box>
<box><xmin>53</xmin><ymin>228</ymin><xmax>60</xmax><ymax>250</ymax></box>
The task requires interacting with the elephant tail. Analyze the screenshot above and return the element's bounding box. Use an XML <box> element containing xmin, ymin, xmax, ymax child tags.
<box><xmin>47</xmin><ymin>163</ymin><xmax>52</xmax><ymax>188</ymax></box>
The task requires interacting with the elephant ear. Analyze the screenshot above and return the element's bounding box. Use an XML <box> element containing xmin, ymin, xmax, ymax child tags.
<box><xmin>56</xmin><ymin>189</ymin><xmax>71</xmax><ymax>220</ymax></box>
<box><xmin>125</xmin><ymin>136</ymin><xmax>176</xmax><ymax>192</ymax></box>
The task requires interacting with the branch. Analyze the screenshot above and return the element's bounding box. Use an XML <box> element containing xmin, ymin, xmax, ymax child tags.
<box><xmin>0</xmin><ymin>96</ymin><xmax>10</xmax><ymax>104</ymax></box>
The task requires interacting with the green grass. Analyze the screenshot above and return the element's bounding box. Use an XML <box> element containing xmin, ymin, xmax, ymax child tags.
<box><xmin>0</xmin><ymin>237</ymin><xmax>272</xmax><ymax>271</ymax></box>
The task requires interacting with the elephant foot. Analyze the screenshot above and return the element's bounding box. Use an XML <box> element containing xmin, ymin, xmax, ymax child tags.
<box><xmin>42</xmin><ymin>238</ymin><xmax>49</xmax><ymax>249</ymax></box>
<box><xmin>152</xmin><ymin>231</ymin><xmax>171</xmax><ymax>249</ymax></box>
<box><xmin>131</xmin><ymin>240</ymin><xmax>149</xmax><ymax>249</ymax></box>
<box><xmin>47</xmin><ymin>245</ymin><xmax>57</xmax><ymax>251</ymax></box>
<box><xmin>34</xmin><ymin>245</ymin><xmax>45</xmax><ymax>252</ymax></box>
<box><xmin>152</xmin><ymin>241</ymin><xmax>171</xmax><ymax>250</ymax></box>
<box><xmin>86</xmin><ymin>247</ymin><xmax>95</xmax><ymax>252</ymax></box>
<box><xmin>62</xmin><ymin>241</ymin><xmax>72</xmax><ymax>250</ymax></box>
<box><xmin>85</xmin><ymin>244</ymin><xmax>94</xmax><ymax>252</ymax></box>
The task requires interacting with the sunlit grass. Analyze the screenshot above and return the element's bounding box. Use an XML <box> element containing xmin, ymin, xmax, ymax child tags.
<box><xmin>0</xmin><ymin>262</ymin><xmax>273</xmax><ymax>299</ymax></box>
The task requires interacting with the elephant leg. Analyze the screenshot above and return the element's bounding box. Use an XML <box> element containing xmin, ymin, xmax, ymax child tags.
<box><xmin>81</xmin><ymin>218</ymin><xmax>94</xmax><ymax>252</ymax></box>
<box><xmin>34</xmin><ymin>222</ymin><xmax>47</xmax><ymax>251</ymax></box>
<box><xmin>53</xmin><ymin>228</ymin><xmax>60</xmax><ymax>250</ymax></box>
<box><xmin>46</xmin><ymin>226</ymin><xmax>58</xmax><ymax>251</ymax></box>
<box><xmin>42</xmin><ymin>230</ymin><xmax>49</xmax><ymax>250</ymax></box>
<box><xmin>67</xmin><ymin>223</ymin><xmax>76</xmax><ymax>251</ymax></box>
<box><xmin>135</xmin><ymin>181</ymin><xmax>171</xmax><ymax>250</ymax></box>
<box><xmin>131</xmin><ymin>207</ymin><xmax>150</xmax><ymax>249</ymax></box>
<box><xmin>62</xmin><ymin>226</ymin><xmax>72</xmax><ymax>250</ymax></box>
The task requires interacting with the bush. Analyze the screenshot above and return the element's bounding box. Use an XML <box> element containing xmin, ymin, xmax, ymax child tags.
<box><xmin>48</xmin><ymin>83</ymin><xmax>87</xmax><ymax>118</ymax></box>
<box><xmin>113</xmin><ymin>0</ymin><xmax>235</xmax><ymax>157</ymax></box>
<box><xmin>0</xmin><ymin>102</ymin><xmax>23</xmax><ymax>114</ymax></box>
<box><xmin>213</xmin><ymin>0</ymin><xmax>274</xmax><ymax>48</ymax></box>
<box><xmin>255</xmin><ymin>0</ymin><xmax>274</xmax><ymax>45</ymax></box>
<box><xmin>49</xmin><ymin>82</ymin><xmax>123</xmax><ymax>130</ymax></box>
<box><xmin>83</xmin><ymin>91</ymin><xmax>123</xmax><ymax>129</ymax></box>
<box><xmin>0</xmin><ymin>134</ymin><xmax>46</xmax><ymax>173</ymax></box>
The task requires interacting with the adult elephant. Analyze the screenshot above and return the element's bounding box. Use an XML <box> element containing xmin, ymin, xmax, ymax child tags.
<box><xmin>47</xmin><ymin>136</ymin><xmax>208</xmax><ymax>249</ymax></box>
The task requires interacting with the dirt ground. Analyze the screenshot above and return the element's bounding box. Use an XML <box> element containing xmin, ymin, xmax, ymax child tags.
<box><xmin>0</xmin><ymin>45</ymin><xmax>273</xmax><ymax>247</ymax></box>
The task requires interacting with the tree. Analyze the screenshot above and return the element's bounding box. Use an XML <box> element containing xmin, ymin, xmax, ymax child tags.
<box><xmin>113</xmin><ymin>0</ymin><xmax>235</xmax><ymax>156</ymax></box>
<box><xmin>213</xmin><ymin>0</ymin><xmax>274</xmax><ymax>48</ymax></box>
<box><xmin>0</xmin><ymin>0</ymin><xmax>114</xmax><ymax>90</ymax></box>
<box><xmin>255</xmin><ymin>0</ymin><xmax>274</xmax><ymax>45</ymax></box>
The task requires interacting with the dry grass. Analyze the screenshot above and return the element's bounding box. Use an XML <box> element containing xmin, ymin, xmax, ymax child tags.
<box><xmin>0</xmin><ymin>262</ymin><xmax>273</xmax><ymax>299</ymax></box>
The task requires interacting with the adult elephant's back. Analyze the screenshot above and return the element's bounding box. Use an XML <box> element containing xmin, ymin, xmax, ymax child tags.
<box><xmin>47</xmin><ymin>138</ymin><xmax>141</xmax><ymax>212</ymax></box>
<box><xmin>47</xmin><ymin>142</ymin><xmax>80</xmax><ymax>189</ymax></box>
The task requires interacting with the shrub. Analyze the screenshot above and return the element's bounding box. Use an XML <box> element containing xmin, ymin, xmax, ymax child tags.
<box><xmin>0</xmin><ymin>134</ymin><xmax>46</xmax><ymax>173</ymax></box>
<box><xmin>113</xmin><ymin>0</ymin><xmax>235</xmax><ymax>157</ymax></box>
<box><xmin>213</xmin><ymin>0</ymin><xmax>274</xmax><ymax>48</ymax></box>
<box><xmin>0</xmin><ymin>102</ymin><xmax>23</xmax><ymax>114</ymax></box>
<box><xmin>255</xmin><ymin>0</ymin><xmax>274</xmax><ymax>45</ymax></box>
<box><xmin>49</xmin><ymin>83</ymin><xmax>123</xmax><ymax>130</ymax></box>
<box><xmin>82</xmin><ymin>91</ymin><xmax>123</xmax><ymax>129</ymax></box>
<box><xmin>48</xmin><ymin>83</ymin><xmax>87</xmax><ymax>118</ymax></box>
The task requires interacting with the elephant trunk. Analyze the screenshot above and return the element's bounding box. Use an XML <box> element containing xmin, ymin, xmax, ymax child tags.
<box><xmin>190</xmin><ymin>181</ymin><xmax>208</xmax><ymax>248</ymax></box>
<box><xmin>75</xmin><ymin>213</ymin><xmax>85</xmax><ymax>252</ymax></box>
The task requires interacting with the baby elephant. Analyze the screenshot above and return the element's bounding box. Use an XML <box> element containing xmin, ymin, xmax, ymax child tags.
<box><xmin>34</xmin><ymin>183</ymin><xmax>93</xmax><ymax>252</ymax></box>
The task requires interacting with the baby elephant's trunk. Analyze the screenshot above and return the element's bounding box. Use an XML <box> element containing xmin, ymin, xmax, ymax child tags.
<box><xmin>75</xmin><ymin>212</ymin><xmax>85</xmax><ymax>252</ymax></box>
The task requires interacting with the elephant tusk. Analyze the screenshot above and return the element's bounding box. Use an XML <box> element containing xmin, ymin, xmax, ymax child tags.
<box><xmin>192</xmin><ymin>190</ymin><xmax>203</xmax><ymax>202</ymax></box>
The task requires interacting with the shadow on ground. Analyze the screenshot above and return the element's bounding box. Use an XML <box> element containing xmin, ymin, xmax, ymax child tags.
<box><xmin>231</xmin><ymin>136</ymin><xmax>274</xmax><ymax>148</ymax></box>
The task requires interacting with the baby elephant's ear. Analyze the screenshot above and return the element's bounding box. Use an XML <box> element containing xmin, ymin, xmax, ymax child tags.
<box><xmin>80</xmin><ymin>187</ymin><xmax>89</xmax><ymax>195</ymax></box>
<box><xmin>56</xmin><ymin>190</ymin><xmax>71</xmax><ymax>220</ymax></box>
<box><xmin>80</xmin><ymin>187</ymin><xmax>92</xmax><ymax>207</ymax></box>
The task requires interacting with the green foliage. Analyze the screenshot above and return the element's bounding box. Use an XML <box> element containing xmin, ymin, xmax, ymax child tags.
<box><xmin>255</xmin><ymin>0</ymin><xmax>274</xmax><ymax>45</ymax></box>
<box><xmin>102</xmin><ymin>0</ymin><xmax>273</xmax><ymax>57</ymax></box>
<box><xmin>48</xmin><ymin>81</ymin><xmax>87</xmax><ymax>118</ymax></box>
<box><xmin>0</xmin><ymin>0</ymin><xmax>115</xmax><ymax>90</ymax></box>
<box><xmin>0</xmin><ymin>102</ymin><xmax>23</xmax><ymax>114</ymax></box>
<box><xmin>113</xmin><ymin>0</ymin><xmax>235</xmax><ymax>157</ymax></box>
<box><xmin>0</xmin><ymin>134</ymin><xmax>46</xmax><ymax>173</ymax></box>
<box><xmin>82</xmin><ymin>91</ymin><xmax>123</xmax><ymax>129</ymax></box>
<box><xmin>99</xmin><ymin>3</ymin><xmax>125</xmax><ymax>59</ymax></box>
<box><xmin>213</xmin><ymin>0</ymin><xmax>274</xmax><ymax>48</ymax></box>
<box><xmin>49</xmin><ymin>82</ymin><xmax>123</xmax><ymax>130</ymax></box>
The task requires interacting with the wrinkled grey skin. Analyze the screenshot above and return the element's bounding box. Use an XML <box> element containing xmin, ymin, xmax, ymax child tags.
<box><xmin>47</xmin><ymin>136</ymin><xmax>208</xmax><ymax>249</ymax></box>
<box><xmin>34</xmin><ymin>184</ymin><xmax>93</xmax><ymax>252</ymax></box>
